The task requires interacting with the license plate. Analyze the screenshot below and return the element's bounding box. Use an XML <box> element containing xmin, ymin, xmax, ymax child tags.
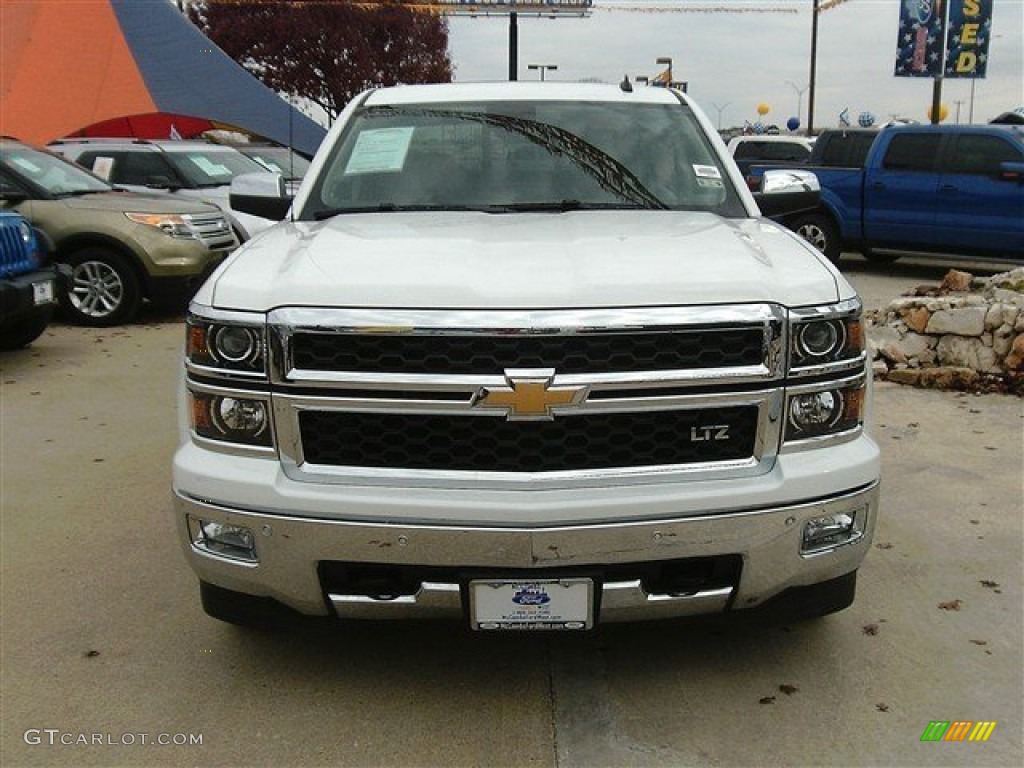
<box><xmin>32</xmin><ymin>280</ymin><xmax>54</xmax><ymax>305</ymax></box>
<box><xmin>469</xmin><ymin>578</ymin><xmax>593</xmax><ymax>630</ymax></box>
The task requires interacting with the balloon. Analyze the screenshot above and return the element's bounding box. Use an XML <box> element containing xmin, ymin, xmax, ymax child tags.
<box><xmin>858</xmin><ymin>111</ymin><xmax>876</xmax><ymax>127</ymax></box>
<box><xmin>757</xmin><ymin>103</ymin><xmax>770</xmax><ymax>116</ymax></box>
<box><xmin>753</xmin><ymin>121</ymin><xmax>765</xmax><ymax>134</ymax></box>
<box><xmin>927</xmin><ymin>103</ymin><xmax>949</xmax><ymax>122</ymax></box>
<box><xmin>787</xmin><ymin>117</ymin><xmax>800</xmax><ymax>131</ymax></box>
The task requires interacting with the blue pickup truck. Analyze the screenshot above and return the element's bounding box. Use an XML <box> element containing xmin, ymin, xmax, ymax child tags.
<box><xmin>756</xmin><ymin>124</ymin><xmax>1024</xmax><ymax>263</ymax></box>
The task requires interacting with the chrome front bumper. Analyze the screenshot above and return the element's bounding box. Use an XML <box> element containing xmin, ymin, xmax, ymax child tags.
<box><xmin>174</xmin><ymin>482</ymin><xmax>879</xmax><ymax>624</ymax></box>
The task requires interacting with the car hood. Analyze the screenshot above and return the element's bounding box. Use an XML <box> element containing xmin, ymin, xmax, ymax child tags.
<box><xmin>59</xmin><ymin>190</ymin><xmax>222</xmax><ymax>214</ymax></box>
<box><xmin>201</xmin><ymin>211</ymin><xmax>850</xmax><ymax>311</ymax></box>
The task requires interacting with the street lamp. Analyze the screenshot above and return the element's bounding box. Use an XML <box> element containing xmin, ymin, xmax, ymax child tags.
<box><xmin>527</xmin><ymin>64</ymin><xmax>558</xmax><ymax>81</ymax></box>
<box><xmin>786</xmin><ymin>80</ymin><xmax>809</xmax><ymax>129</ymax></box>
<box><xmin>710</xmin><ymin>101</ymin><xmax>731</xmax><ymax>131</ymax></box>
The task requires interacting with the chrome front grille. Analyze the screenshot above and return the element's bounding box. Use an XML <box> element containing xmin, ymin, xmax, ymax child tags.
<box><xmin>183</xmin><ymin>212</ymin><xmax>236</xmax><ymax>249</ymax></box>
<box><xmin>291</xmin><ymin>327</ymin><xmax>765</xmax><ymax>375</ymax></box>
<box><xmin>268</xmin><ymin>305</ymin><xmax>786</xmax><ymax>488</ymax></box>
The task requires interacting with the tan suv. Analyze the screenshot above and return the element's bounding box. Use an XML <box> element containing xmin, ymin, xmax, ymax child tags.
<box><xmin>0</xmin><ymin>138</ymin><xmax>236</xmax><ymax>326</ymax></box>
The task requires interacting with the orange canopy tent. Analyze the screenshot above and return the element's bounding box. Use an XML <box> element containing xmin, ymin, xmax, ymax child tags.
<box><xmin>1</xmin><ymin>0</ymin><xmax>325</xmax><ymax>155</ymax></box>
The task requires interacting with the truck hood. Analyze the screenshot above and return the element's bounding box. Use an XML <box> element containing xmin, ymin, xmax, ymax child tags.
<box><xmin>202</xmin><ymin>211</ymin><xmax>849</xmax><ymax>311</ymax></box>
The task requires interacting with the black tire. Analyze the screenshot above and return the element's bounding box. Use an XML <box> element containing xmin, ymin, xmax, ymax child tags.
<box><xmin>0</xmin><ymin>311</ymin><xmax>52</xmax><ymax>350</ymax></box>
<box><xmin>790</xmin><ymin>213</ymin><xmax>841</xmax><ymax>264</ymax></box>
<box><xmin>199</xmin><ymin>581</ymin><xmax>310</xmax><ymax>630</ymax></box>
<box><xmin>60</xmin><ymin>248</ymin><xmax>141</xmax><ymax>326</ymax></box>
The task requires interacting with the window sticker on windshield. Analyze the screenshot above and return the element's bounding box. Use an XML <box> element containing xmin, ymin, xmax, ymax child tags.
<box><xmin>344</xmin><ymin>127</ymin><xmax>414</xmax><ymax>175</ymax></box>
<box><xmin>189</xmin><ymin>156</ymin><xmax>231</xmax><ymax>178</ymax></box>
<box><xmin>10</xmin><ymin>157</ymin><xmax>43</xmax><ymax>175</ymax></box>
<box><xmin>92</xmin><ymin>157</ymin><xmax>114</xmax><ymax>180</ymax></box>
<box><xmin>693</xmin><ymin>164</ymin><xmax>722</xmax><ymax>179</ymax></box>
<box><xmin>696</xmin><ymin>177</ymin><xmax>724</xmax><ymax>189</ymax></box>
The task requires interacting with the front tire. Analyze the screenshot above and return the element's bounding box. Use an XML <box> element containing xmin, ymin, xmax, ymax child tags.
<box><xmin>60</xmin><ymin>248</ymin><xmax>141</xmax><ymax>326</ymax></box>
<box><xmin>0</xmin><ymin>312</ymin><xmax>52</xmax><ymax>350</ymax></box>
<box><xmin>790</xmin><ymin>213</ymin><xmax>841</xmax><ymax>264</ymax></box>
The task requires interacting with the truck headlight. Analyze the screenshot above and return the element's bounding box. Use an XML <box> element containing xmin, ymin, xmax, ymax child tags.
<box><xmin>785</xmin><ymin>380</ymin><xmax>865</xmax><ymax>443</ymax></box>
<box><xmin>187</xmin><ymin>313</ymin><xmax>266</xmax><ymax>376</ymax></box>
<box><xmin>789</xmin><ymin>302</ymin><xmax>864</xmax><ymax>375</ymax></box>
<box><xmin>190</xmin><ymin>391</ymin><xmax>273</xmax><ymax>447</ymax></box>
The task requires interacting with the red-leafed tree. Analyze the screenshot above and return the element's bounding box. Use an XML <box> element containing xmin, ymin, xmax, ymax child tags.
<box><xmin>186</xmin><ymin>1</ymin><xmax>453</xmax><ymax>123</ymax></box>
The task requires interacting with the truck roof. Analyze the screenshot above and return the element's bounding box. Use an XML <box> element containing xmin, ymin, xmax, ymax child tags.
<box><xmin>362</xmin><ymin>81</ymin><xmax>688</xmax><ymax>107</ymax></box>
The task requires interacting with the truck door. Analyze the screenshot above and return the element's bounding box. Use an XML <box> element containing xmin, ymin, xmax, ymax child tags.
<box><xmin>863</xmin><ymin>133</ymin><xmax>943</xmax><ymax>249</ymax></box>
<box><xmin>934</xmin><ymin>133</ymin><xmax>1024</xmax><ymax>256</ymax></box>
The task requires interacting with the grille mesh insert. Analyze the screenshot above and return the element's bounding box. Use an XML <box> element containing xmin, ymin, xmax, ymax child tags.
<box><xmin>299</xmin><ymin>407</ymin><xmax>758</xmax><ymax>472</ymax></box>
<box><xmin>290</xmin><ymin>329</ymin><xmax>765</xmax><ymax>375</ymax></box>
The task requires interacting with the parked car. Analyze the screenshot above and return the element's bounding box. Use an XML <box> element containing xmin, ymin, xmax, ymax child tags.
<box><xmin>49</xmin><ymin>138</ymin><xmax>276</xmax><ymax>240</ymax></box>
<box><xmin>727</xmin><ymin>135</ymin><xmax>814</xmax><ymax>180</ymax></box>
<box><xmin>0</xmin><ymin>210</ymin><xmax>65</xmax><ymax>349</ymax></box>
<box><xmin>756</xmin><ymin>124</ymin><xmax>1024</xmax><ymax>263</ymax></box>
<box><xmin>0</xmin><ymin>138</ymin><xmax>236</xmax><ymax>326</ymax></box>
<box><xmin>745</xmin><ymin>128</ymin><xmax>879</xmax><ymax>191</ymax></box>
<box><xmin>230</xmin><ymin>143</ymin><xmax>311</xmax><ymax>182</ymax></box>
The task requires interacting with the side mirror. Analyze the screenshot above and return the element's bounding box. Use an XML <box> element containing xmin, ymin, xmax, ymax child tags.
<box><xmin>753</xmin><ymin>169</ymin><xmax>821</xmax><ymax>218</ymax></box>
<box><xmin>998</xmin><ymin>161</ymin><xmax>1024</xmax><ymax>183</ymax></box>
<box><xmin>230</xmin><ymin>172</ymin><xmax>291</xmax><ymax>221</ymax></box>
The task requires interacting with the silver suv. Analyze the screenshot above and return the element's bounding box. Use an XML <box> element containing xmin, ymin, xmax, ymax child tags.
<box><xmin>50</xmin><ymin>139</ymin><xmax>276</xmax><ymax>240</ymax></box>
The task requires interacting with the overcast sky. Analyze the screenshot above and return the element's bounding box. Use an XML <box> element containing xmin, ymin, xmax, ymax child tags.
<box><xmin>445</xmin><ymin>0</ymin><xmax>1023</xmax><ymax>128</ymax></box>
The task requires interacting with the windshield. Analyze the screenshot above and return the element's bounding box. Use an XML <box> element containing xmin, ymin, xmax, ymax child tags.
<box><xmin>2</xmin><ymin>145</ymin><xmax>113</xmax><ymax>195</ymax></box>
<box><xmin>241</xmin><ymin>147</ymin><xmax>311</xmax><ymax>179</ymax></box>
<box><xmin>303</xmin><ymin>100</ymin><xmax>744</xmax><ymax>218</ymax></box>
<box><xmin>164</xmin><ymin>149</ymin><xmax>267</xmax><ymax>187</ymax></box>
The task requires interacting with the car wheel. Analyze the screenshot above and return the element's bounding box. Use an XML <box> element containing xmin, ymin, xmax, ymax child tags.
<box><xmin>60</xmin><ymin>249</ymin><xmax>141</xmax><ymax>326</ymax></box>
<box><xmin>790</xmin><ymin>213</ymin><xmax>841</xmax><ymax>264</ymax></box>
<box><xmin>0</xmin><ymin>312</ymin><xmax>52</xmax><ymax>350</ymax></box>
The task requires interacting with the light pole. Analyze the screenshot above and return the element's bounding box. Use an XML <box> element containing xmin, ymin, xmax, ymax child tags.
<box><xmin>785</xmin><ymin>80</ymin><xmax>809</xmax><ymax>129</ymax></box>
<box><xmin>807</xmin><ymin>0</ymin><xmax>819</xmax><ymax>134</ymax></box>
<box><xmin>527</xmin><ymin>64</ymin><xmax>558</xmax><ymax>81</ymax></box>
<box><xmin>710</xmin><ymin>101</ymin><xmax>731</xmax><ymax>131</ymax></box>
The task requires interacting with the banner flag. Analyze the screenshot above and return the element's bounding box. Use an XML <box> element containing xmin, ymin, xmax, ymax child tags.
<box><xmin>894</xmin><ymin>1</ymin><xmax>947</xmax><ymax>77</ymax></box>
<box><xmin>945</xmin><ymin>0</ymin><xmax>993</xmax><ymax>78</ymax></box>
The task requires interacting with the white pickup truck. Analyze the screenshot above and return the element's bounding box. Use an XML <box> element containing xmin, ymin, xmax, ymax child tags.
<box><xmin>173</xmin><ymin>82</ymin><xmax>880</xmax><ymax>631</ymax></box>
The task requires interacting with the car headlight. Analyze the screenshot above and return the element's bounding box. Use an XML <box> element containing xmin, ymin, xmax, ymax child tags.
<box><xmin>124</xmin><ymin>212</ymin><xmax>196</xmax><ymax>239</ymax></box>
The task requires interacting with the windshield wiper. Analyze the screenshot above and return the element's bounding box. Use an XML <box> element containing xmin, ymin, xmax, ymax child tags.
<box><xmin>481</xmin><ymin>200</ymin><xmax>651</xmax><ymax>213</ymax></box>
<box><xmin>313</xmin><ymin>203</ymin><xmax>487</xmax><ymax>220</ymax></box>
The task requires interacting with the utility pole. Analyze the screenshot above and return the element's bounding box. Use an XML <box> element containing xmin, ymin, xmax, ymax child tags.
<box><xmin>807</xmin><ymin>0</ymin><xmax>819</xmax><ymax>135</ymax></box>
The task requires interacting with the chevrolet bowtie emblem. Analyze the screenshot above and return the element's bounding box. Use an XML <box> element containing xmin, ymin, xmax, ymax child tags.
<box><xmin>473</xmin><ymin>370</ymin><xmax>588</xmax><ymax>421</ymax></box>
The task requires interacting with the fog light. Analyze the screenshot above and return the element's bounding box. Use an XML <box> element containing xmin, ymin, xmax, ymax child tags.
<box><xmin>190</xmin><ymin>517</ymin><xmax>258</xmax><ymax>561</ymax></box>
<box><xmin>801</xmin><ymin>511</ymin><xmax>862</xmax><ymax>555</ymax></box>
